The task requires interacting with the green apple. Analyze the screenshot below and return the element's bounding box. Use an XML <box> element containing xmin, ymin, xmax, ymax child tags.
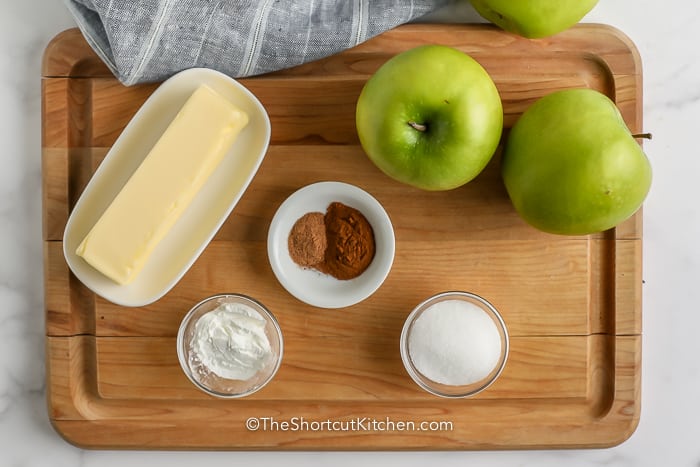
<box><xmin>355</xmin><ymin>45</ymin><xmax>503</xmax><ymax>191</ymax></box>
<box><xmin>471</xmin><ymin>0</ymin><xmax>599</xmax><ymax>38</ymax></box>
<box><xmin>501</xmin><ymin>88</ymin><xmax>652</xmax><ymax>235</ymax></box>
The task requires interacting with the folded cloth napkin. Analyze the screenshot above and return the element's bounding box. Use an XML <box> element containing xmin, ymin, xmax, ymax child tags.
<box><xmin>65</xmin><ymin>0</ymin><xmax>452</xmax><ymax>85</ymax></box>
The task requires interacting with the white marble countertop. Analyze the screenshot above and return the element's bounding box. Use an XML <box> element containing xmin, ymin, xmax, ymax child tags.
<box><xmin>2</xmin><ymin>0</ymin><xmax>698</xmax><ymax>465</ymax></box>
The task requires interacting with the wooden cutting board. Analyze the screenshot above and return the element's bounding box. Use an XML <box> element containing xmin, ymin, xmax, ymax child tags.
<box><xmin>42</xmin><ymin>24</ymin><xmax>643</xmax><ymax>450</ymax></box>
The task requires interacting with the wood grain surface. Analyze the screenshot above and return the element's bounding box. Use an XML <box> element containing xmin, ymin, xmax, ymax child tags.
<box><xmin>42</xmin><ymin>24</ymin><xmax>643</xmax><ymax>450</ymax></box>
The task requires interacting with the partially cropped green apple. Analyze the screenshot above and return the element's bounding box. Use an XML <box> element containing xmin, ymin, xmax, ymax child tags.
<box><xmin>501</xmin><ymin>88</ymin><xmax>652</xmax><ymax>235</ymax></box>
<box><xmin>355</xmin><ymin>45</ymin><xmax>503</xmax><ymax>191</ymax></box>
<box><xmin>471</xmin><ymin>0</ymin><xmax>599</xmax><ymax>38</ymax></box>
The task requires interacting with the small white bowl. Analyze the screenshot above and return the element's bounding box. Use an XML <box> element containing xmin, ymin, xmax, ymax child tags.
<box><xmin>267</xmin><ymin>181</ymin><xmax>395</xmax><ymax>309</ymax></box>
<box><xmin>63</xmin><ymin>68</ymin><xmax>271</xmax><ymax>307</ymax></box>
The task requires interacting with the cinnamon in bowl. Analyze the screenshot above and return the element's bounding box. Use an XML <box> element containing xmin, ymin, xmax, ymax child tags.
<box><xmin>267</xmin><ymin>181</ymin><xmax>395</xmax><ymax>309</ymax></box>
<box><xmin>288</xmin><ymin>201</ymin><xmax>375</xmax><ymax>280</ymax></box>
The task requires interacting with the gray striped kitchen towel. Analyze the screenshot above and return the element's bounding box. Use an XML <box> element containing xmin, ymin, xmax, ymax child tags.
<box><xmin>65</xmin><ymin>0</ymin><xmax>452</xmax><ymax>86</ymax></box>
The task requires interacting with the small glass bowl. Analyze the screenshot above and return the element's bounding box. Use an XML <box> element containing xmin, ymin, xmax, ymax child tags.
<box><xmin>400</xmin><ymin>291</ymin><xmax>509</xmax><ymax>398</ymax></box>
<box><xmin>177</xmin><ymin>293</ymin><xmax>283</xmax><ymax>398</ymax></box>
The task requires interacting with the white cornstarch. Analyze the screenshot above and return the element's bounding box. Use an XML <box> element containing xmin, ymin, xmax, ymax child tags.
<box><xmin>408</xmin><ymin>299</ymin><xmax>502</xmax><ymax>386</ymax></box>
<box><xmin>191</xmin><ymin>302</ymin><xmax>272</xmax><ymax>380</ymax></box>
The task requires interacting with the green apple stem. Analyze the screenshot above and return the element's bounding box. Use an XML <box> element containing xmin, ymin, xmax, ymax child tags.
<box><xmin>408</xmin><ymin>121</ymin><xmax>427</xmax><ymax>132</ymax></box>
<box><xmin>632</xmin><ymin>132</ymin><xmax>652</xmax><ymax>140</ymax></box>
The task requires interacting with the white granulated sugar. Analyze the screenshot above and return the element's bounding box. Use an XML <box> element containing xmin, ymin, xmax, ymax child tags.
<box><xmin>408</xmin><ymin>299</ymin><xmax>502</xmax><ymax>386</ymax></box>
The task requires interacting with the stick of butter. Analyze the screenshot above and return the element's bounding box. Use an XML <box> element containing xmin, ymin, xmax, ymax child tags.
<box><xmin>76</xmin><ymin>84</ymin><xmax>249</xmax><ymax>285</ymax></box>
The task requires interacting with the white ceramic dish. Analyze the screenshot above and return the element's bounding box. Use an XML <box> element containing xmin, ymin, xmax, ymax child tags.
<box><xmin>63</xmin><ymin>68</ymin><xmax>271</xmax><ymax>307</ymax></box>
<box><xmin>267</xmin><ymin>181</ymin><xmax>395</xmax><ymax>309</ymax></box>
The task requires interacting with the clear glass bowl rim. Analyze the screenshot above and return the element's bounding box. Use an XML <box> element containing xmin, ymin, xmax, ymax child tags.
<box><xmin>399</xmin><ymin>290</ymin><xmax>509</xmax><ymax>398</ymax></box>
<box><xmin>176</xmin><ymin>293</ymin><xmax>284</xmax><ymax>398</ymax></box>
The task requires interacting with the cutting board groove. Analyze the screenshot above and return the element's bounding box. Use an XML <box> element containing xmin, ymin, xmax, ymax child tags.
<box><xmin>43</xmin><ymin>24</ymin><xmax>642</xmax><ymax>450</ymax></box>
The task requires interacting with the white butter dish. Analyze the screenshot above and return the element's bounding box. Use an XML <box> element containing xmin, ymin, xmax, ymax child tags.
<box><xmin>63</xmin><ymin>68</ymin><xmax>271</xmax><ymax>307</ymax></box>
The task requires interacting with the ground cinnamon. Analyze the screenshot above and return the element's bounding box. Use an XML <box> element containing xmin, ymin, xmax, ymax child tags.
<box><xmin>287</xmin><ymin>201</ymin><xmax>375</xmax><ymax>280</ymax></box>
<box><xmin>318</xmin><ymin>202</ymin><xmax>375</xmax><ymax>280</ymax></box>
